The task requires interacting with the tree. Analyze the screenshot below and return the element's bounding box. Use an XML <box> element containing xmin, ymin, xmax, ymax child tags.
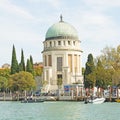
<box><xmin>11</xmin><ymin>45</ymin><xmax>19</xmax><ymax>74</ymax></box>
<box><xmin>96</xmin><ymin>59</ymin><xmax>104</xmax><ymax>87</ymax></box>
<box><xmin>0</xmin><ymin>76</ymin><xmax>8</xmax><ymax>92</ymax></box>
<box><xmin>0</xmin><ymin>68</ymin><xmax>10</xmax><ymax>78</ymax></box>
<box><xmin>30</xmin><ymin>55</ymin><xmax>35</xmax><ymax>75</ymax></box>
<box><xmin>98</xmin><ymin>45</ymin><xmax>120</xmax><ymax>87</ymax></box>
<box><xmin>95</xmin><ymin>59</ymin><xmax>111</xmax><ymax>88</ymax></box>
<box><xmin>9</xmin><ymin>71</ymin><xmax>36</xmax><ymax>92</ymax></box>
<box><xmin>26</xmin><ymin>59</ymin><xmax>33</xmax><ymax>74</ymax></box>
<box><xmin>34</xmin><ymin>66</ymin><xmax>43</xmax><ymax>76</ymax></box>
<box><xmin>84</xmin><ymin>54</ymin><xmax>96</xmax><ymax>88</ymax></box>
<box><xmin>30</xmin><ymin>55</ymin><xmax>33</xmax><ymax>69</ymax></box>
<box><xmin>85</xmin><ymin>72</ymin><xmax>96</xmax><ymax>88</ymax></box>
<box><xmin>99</xmin><ymin>45</ymin><xmax>120</xmax><ymax>70</ymax></box>
<box><xmin>19</xmin><ymin>49</ymin><xmax>25</xmax><ymax>71</ymax></box>
<box><xmin>112</xmin><ymin>70</ymin><xmax>120</xmax><ymax>86</ymax></box>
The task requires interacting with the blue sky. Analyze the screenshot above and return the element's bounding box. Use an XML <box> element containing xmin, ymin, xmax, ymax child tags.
<box><xmin>0</xmin><ymin>0</ymin><xmax>120</xmax><ymax>67</ymax></box>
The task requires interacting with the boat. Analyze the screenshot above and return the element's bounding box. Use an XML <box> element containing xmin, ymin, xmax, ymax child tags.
<box><xmin>89</xmin><ymin>97</ymin><xmax>105</xmax><ymax>104</ymax></box>
<box><xmin>115</xmin><ymin>99</ymin><xmax>120</xmax><ymax>103</ymax></box>
<box><xmin>21</xmin><ymin>98</ymin><xmax>45</xmax><ymax>103</ymax></box>
<box><xmin>84</xmin><ymin>96</ymin><xmax>105</xmax><ymax>104</ymax></box>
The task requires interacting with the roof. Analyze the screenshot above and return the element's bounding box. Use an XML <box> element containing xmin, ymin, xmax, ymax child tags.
<box><xmin>45</xmin><ymin>20</ymin><xmax>79</xmax><ymax>40</ymax></box>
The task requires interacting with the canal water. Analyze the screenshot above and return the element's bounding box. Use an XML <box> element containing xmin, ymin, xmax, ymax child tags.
<box><xmin>0</xmin><ymin>101</ymin><xmax>120</xmax><ymax>120</ymax></box>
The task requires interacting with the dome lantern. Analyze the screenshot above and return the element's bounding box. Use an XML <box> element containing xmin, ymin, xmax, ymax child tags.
<box><xmin>60</xmin><ymin>14</ymin><xmax>63</xmax><ymax>22</ymax></box>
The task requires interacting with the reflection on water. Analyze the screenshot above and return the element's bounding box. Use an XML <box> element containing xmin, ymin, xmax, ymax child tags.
<box><xmin>0</xmin><ymin>101</ymin><xmax>120</xmax><ymax>120</ymax></box>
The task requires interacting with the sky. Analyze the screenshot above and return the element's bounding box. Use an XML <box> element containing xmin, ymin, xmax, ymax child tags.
<box><xmin>0</xmin><ymin>0</ymin><xmax>120</xmax><ymax>67</ymax></box>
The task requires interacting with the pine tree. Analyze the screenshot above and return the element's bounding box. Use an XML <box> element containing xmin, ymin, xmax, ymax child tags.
<box><xmin>11</xmin><ymin>45</ymin><xmax>19</xmax><ymax>74</ymax></box>
<box><xmin>84</xmin><ymin>54</ymin><xmax>95</xmax><ymax>88</ymax></box>
<box><xmin>19</xmin><ymin>49</ymin><xmax>25</xmax><ymax>71</ymax></box>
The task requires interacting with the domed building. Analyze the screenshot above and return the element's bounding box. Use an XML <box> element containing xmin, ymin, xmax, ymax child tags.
<box><xmin>42</xmin><ymin>16</ymin><xmax>83</xmax><ymax>92</ymax></box>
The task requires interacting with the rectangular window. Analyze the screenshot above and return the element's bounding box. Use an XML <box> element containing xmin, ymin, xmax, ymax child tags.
<box><xmin>54</xmin><ymin>41</ymin><xmax>56</xmax><ymax>46</ymax></box>
<box><xmin>45</xmin><ymin>55</ymin><xmax>47</xmax><ymax>66</ymax></box>
<box><xmin>73</xmin><ymin>41</ymin><xmax>75</xmax><ymax>45</ymax></box>
<box><xmin>68</xmin><ymin>41</ymin><xmax>70</xmax><ymax>45</ymax></box>
<box><xmin>64</xmin><ymin>41</ymin><xmax>65</xmax><ymax>45</ymax></box>
<box><xmin>58</xmin><ymin>41</ymin><xmax>61</xmax><ymax>45</ymax></box>
<box><xmin>57</xmin><ymin>57</ymin><xmax>62</xmax><ymax>71</ymax></box>
<box><xmin>48</xmin><ymin>55</ymin><xmax>52</xmax><ymax>66</ymax></box>
<box><xmin>68</xmin><ymin>54</ymin><xmax>72</xmax><ymax>72</ymax></box>
<box><xmin>50</xmin><ymin>41</ymin><xmax>52</xmax><ymax>47</ymax></box>
<box><xmin>74</xmin><ymin>54</ymin><xmax>77</xmax><ymax>72</ymax></box>
<box><xmin>57</xmin><ymin>74</ymin><xmax>62</xmax><ymax>79</ymax></box>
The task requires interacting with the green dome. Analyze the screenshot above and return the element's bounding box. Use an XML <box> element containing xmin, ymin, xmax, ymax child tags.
<box><xmin>45</xmin><ymin>21</ymin><xmax>78</xmax><ymax>40</ymax></box>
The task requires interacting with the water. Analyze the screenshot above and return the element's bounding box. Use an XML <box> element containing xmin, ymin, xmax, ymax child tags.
<box><xmin>0</xmin><ymin>101</ymin><xmax>120</xmax><ymax>120</ymax></box>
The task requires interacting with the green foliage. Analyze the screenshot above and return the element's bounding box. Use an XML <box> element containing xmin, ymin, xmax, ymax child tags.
<box><xmin>85</xmin><ymin>72</ymin><xmax>96</xmax><ymax>88</ymax></box>
<box><xmin>11</xmin><ymin>45</ymin><xmax>19</xmax><ymax>74</ymax></box>
<box><xmin>26</xmin><ymin>57</ymin><xmax>35</xmax><ymax>76</ymax></box>
<box><xmin>26</xmin><ymin>59</ymin><xmax>33</xmax><ymax>74</ymax></box>
<box><xmin>82</xmin><ymin>67</ymin><xmax>85</xmax><ymax>75</ymax></box>
<box><xmin>84</xmin><ymin>54</ymin><xmax>96</xmax><ymax>88</ymax></box>
<box><xmin>84</xmin><ymin>54</ymin><xmax>95</xmax><ymax>75</ymax></box>
<box><xmin>99</xmin><ymin>45</ymin><xmax>120</xmax><ymax>70</ymax></box>
<box><xmin>95</xmin><ymin>59</ymin><xmax>111</xmax><ymax>88</ymax></box>
<box><xmin>30</xmin><ymin>55</ymin><xmax>33</xmax><ymax>69</ymax></box>
<box><xmin>9</xmin><ymin>71</ymin><xmax>36</xmax><ymax>92</ymax></box>
<box><xmin>96</xmin><ymin>59</ymin><xmax>104</xmax><ymax>87</ymax></box>
<box><xmin>34</xmin><ymin>67</ymin><xmax>43</xmax><ymax>76</ymax></box>
<box><xmin>0</xmin><ymin>69</ymin><xmax>10</xmax><ymax>78</ymax></box>
<box><xmin>97</xmin><ymin>45</ymin><xmax>120</xmax><ymax>88</ymax></box>
<box><xmin>112</xmin><ymin>70</ymin><xmax>120</xmax><ymax>86</ymax></box>
<box><xmin>0</xmin><ymin>76</ymin><xmax>8</xmax><ymax>91</ymax></box>
<box><xmin>19</xmin><ymin>49</ymin><xmax>25</xmax><ymax>71</ymax></box>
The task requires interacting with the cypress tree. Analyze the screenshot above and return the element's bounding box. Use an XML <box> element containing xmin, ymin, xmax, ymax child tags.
<box><xmin>30</xmin><ymin>55</ymin><xmax>33</xmax><ymax>69</ymax></box>
<box><xmin>11</xmin><ymin>45</ymin><xmax>19</xmax><ymax>74</ymax></box>
<box><xmin>19</xmin><ymin>49</ymin><xmax>25</xmax><ymax>71</ymax></box>
<box><xmin>30</xmin><ymin>55</ymin><xmax>35</xmax><ymax>75</ymax></box>
<box><xmin>84</xmin><ymin>54</ymin><xmax>95</xmax><ymax>88</ymax></box>
<box><xmin>26</xmin><ymin>59</ymin><xmax>33</xmax><ymax>73</ymax></box>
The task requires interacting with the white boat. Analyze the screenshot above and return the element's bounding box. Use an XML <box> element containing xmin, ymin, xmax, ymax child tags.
<box><xmin>89</xmin><ymin>97</ymin><xmax>105</xmax><ymax>104</ymax></box>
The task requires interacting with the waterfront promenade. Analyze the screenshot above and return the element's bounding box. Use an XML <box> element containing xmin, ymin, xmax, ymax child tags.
<box><xmin>0</xmin><ymin>92</ymin><xmax>118</xmax><ymax>102</ymax></box>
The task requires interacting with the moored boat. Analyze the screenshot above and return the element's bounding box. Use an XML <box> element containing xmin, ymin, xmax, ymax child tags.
<box><xmin>115</xmin><ymin>99</ymin><xmax>120</xmax><ymax>103</ymax></box>
<box><xmin>89</xmin><ymin>97</ymin><xmax>105</xmax><ymax>104</ymax></box>
<box><xmin>21</xmin><ymin>98</ymin><xmax>45</xmax><ymax>103</ymax></box>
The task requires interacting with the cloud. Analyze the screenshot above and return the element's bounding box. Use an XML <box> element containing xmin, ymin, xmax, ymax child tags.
<box><xmin>0</xmin><ymin>0</ymin><xmax>119</xmax><ymax>67</ymax></box>
<box><xmin>72</xmin><ymin>10</ymin><xmax>118</xmax><ymax>41</ymax></box>
<box><xmin>67</xmin><ymin>6</ymin><xmax>120</xmax><ymax>65</ymax></box>
<box><xmin>48</xmin><ymin>0</ymin><xmax>61</xmax><ymax>7</ymax></box>
<box><xmin>83</xmin><ymin>0</ymin><xmax>120</xmax><ymax>7</ymax></box>
<box><xmin>28</xmin><ymin>0</ymin><xmax>61</xmax><ymax>8</ymax></box>
<box><xmin>0</xmin><ymin>0</ymin><xmax>35</xmax><ymax>20</ymax></box>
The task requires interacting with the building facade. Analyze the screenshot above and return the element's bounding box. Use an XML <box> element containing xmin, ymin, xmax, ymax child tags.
<box><xmin>42</xmin><ymin>16</ymin><xmax>83</xmax><ymax>92</ymax></box>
